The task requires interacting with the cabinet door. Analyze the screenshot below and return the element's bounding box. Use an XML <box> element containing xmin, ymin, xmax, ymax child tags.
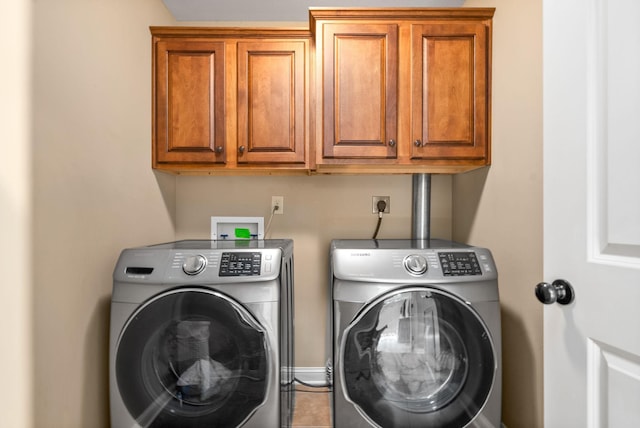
<box><xmin>410</xmin><ymin>23</ymin><xmax>489</xmax><ymax>161</ymax></box>
<box><xmin>237</xmin><ymin>40</ymin><xmax>307</xmax><ymax>164</ymax></box>
<box><xmin>154</xmin><ymin>40</ymin><xmax>226</xmax><ymax>165</ymax></box>
<box><xmin>321</xmin><ymin>23</ymin><xmax>399</xmax><ymax>159</ymax></box>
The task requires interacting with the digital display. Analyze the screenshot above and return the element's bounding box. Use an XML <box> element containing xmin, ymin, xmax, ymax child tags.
<box><xmin>219</xmin><ymin>252</ymin><xmax>262</xmax><ymax>276</ymax></box>
<box><xmin>438</xmin><ymin>252</ymin><xmax>482</xmax><ymax>276</ymax></box>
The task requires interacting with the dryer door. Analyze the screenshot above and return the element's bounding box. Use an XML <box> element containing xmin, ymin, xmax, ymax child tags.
<box><xmin>341</xmin><ymin>287</ymin><xmax>495</xmax><ymax>427</ymax></box>
<box><xmin>115</xmin><ymin>287</ymin><xmax>269</xmax><ymax>428</ymax></box>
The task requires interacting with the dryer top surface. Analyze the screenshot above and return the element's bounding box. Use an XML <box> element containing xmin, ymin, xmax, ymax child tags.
<box><xmin>331</xmin><ymin>239</ymin><xmax>471</xmax><ymax>251</ymax></box>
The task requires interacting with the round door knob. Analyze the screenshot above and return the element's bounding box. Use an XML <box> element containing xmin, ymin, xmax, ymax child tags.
<box><xmin>183</xmin><ymin>255</ymin><xmax>207</xmax><ymax>276</ymax></box>
<box><xmin>388</xmin><ymin>139</ymin><xmax>396</xmax><ymax>147</ymax></box>
<box><xmin>238</xmin><ymin>145</ymin><xmax>246</xmax><ymax>154</ymax></box>
<box><xmin>414</xmin><ymin>140</ymin><xmax>422</xmax><ymax>147</ymax></box>
<box><xmin>215</xmin><ymin>146</ymin><xmax>223</xmax><ymax>153</ymax></box>
<box><xmin>535</xmin><ymin>279</ymin><xmax>574</xmax><ymax>305</ymax></box>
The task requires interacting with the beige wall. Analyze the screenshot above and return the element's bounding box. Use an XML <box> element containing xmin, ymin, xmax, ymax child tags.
<box><xmin>175</xmin><ymin>174</ymin><xmax>452</xmax><ymax>365</ymax></box>
<box><xmin>32</xmin><ymin>1</ymin><xmax>177</xmax><ymax>426</ymax></box>
<box><xmin>26</xmin><ymin>0</ymin><xmax>542</xmax><ymax>427</ymax></box>
<box><xmin>456</xmin><ymin>1</ymin><xmax>543</xmax><ymax>427</ymax></box>
<box><xmin>1</xmin><ymin>0</ymin><xmax>33</xmax><ymax>426</ymax></box>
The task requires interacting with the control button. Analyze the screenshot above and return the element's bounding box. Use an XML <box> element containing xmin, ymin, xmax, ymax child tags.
<box><xmin>182</xmin><ymin>255</ymin><xmax>207</xmax><ymax>276</ymax></box>
<box><xmin>404</xmin><ymin>254</ymin><xmax>428</xmax><ymax>275</ymax></box>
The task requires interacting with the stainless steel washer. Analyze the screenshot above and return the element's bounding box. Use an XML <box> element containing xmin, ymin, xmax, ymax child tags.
<box><xmin>109</xmin><ymin>240</ymin><xmax>294</xmax><ymax>428</ymax></box>
<box><xmin>331</xmin><ymin>239</ymin><xmax>501</xmax><ymax>428</ymax></box>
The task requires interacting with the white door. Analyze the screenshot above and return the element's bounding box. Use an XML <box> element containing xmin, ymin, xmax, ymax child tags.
<box><xmin>543</xmin><ymin>0</ymin><xmax>640</xmax><ymax>427</ymax></box>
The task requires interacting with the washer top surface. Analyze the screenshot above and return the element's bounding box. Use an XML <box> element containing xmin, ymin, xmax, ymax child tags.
<box><xmin>331</xmin><ymin>239</ymin><xmax>497</xmax><ymax>283</ymax></box>
<box><xmin>146</xmin><ymin>239</ymin><xmax>292</xmax><ymax>250</ymax></box>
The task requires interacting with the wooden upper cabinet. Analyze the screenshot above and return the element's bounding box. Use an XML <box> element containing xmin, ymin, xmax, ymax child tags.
<box><xmin>311</xmin><ymin>8</ymin><xmax>494</xmax><ymax>173</ymax></box>
<box><xmin>151</xmin><ymin>28</ymin><xmax>311</xmax><ymax>173</ymax></box>
<box><xmin>237</xmin><ymin>40</ymin><xmax>307</xmax><ymax>165</ymax></box>
<box><xmin>410</xmin><ymin>22</ymin><xmax>489</xmax><ymax>161</ymax></box>
<box><xmin>321</xmin><ymin>23</ymin><xmax>399</xmax><ymax>159</ymax></box>
<box><xmin>151</xmin><ymin>9</ymin><xmax>493</xmax><ymax>175</ymax></box>
<box><xmin>154</xmin><ymin>39</ymin><xmax>226</xmax><ymax>165</ymax></box>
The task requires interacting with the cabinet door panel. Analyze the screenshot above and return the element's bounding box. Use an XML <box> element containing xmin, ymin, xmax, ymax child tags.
<box><xmin>155</xmin><ymin>40</ymin><xmax>226</xmax><ymax>164</ymax></box>
<box><xmin>322</xmin><ymin>23</ymin><xmax>398</xmax><ymax>159</ymax></box>
<box><xmin>237</xmin><ymin>41</ymin><xmax>307</xmax><ymax>164</ymax></box>
<box><xmin>411</xmin><ymin>23</ymin><xmax>488</xmax><ymax>160</ymax></box>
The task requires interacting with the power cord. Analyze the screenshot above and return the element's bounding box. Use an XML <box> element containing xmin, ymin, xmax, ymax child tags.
<box><xmin>294</xmin><ymin>377</ymin><xmax>332</xmax><ymax>390</ymax></box>
<box><xmin>265</xmin><ymin>204</ymin><xmax>278</xmax><ymax>237</ymax></box>
<box><xmin>372</xmin><ymin>199</ymin><xmax>387</xmax><ymax>239</ymax></box>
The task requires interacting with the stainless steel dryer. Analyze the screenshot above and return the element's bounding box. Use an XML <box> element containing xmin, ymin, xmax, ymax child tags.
<box><xmin>109</xmin><ymin>240</ymin><xmax>294</xmax><ymax>428</ymax></box>
<box><xmin>331</xmin><ymin>239</ymin><xmax>501</xmax><ymax>428</ymax></box>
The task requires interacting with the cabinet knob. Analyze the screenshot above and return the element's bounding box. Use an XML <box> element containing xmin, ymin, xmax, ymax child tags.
<box><xmin>238</xmin><ymin>145</ymin><xmax>245</xmax><ymax>154</ymax></box>
<box><xmin>414</xmin><ymin>140</ymin><xmax>422</xmax><ymax>147</ymax></box>
<box><xmin>388</xmin><ymin>139</ymin><xmax>396</xmax><ymax>147</ymax></box>
<box><xmin>215</xmin><ymin>146</ymin><xmax>223</xmax><ymax>153</ymax></box>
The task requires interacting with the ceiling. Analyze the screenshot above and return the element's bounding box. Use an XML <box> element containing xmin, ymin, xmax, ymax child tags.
<box><xmin>161</xmin><ymin>0</ymin><xmax>465</xmax><ymax>22</ymax></box>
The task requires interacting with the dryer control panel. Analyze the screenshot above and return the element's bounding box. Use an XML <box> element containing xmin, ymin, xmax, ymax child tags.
<box><xmin>331</xmin><ymin>239</ymin><xmax>497</xmax><ymax>283</ymax></box>
<box><xmin>438</xmin><ymin>252</ymin><xmax>482</xmax><ymax>276</ymax></box>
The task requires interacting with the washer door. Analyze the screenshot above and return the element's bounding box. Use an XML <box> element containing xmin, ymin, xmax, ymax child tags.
<box><xmin>341</xmin><ymin>287</ymin><xmax>495</xmax><ymax>427</ymax></box>
<box><xmin>115</xmin><ymin>288</ymin><xmax>269</xmax><ymax>427</ymax></box>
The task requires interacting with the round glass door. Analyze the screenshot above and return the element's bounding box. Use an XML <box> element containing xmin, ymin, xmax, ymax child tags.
<box><xmin>116</xmin><ymin>288</ymin><xmax>269</xmax><ymax>427</ymax></box>
<box><xmin>341</xmin><ymin>287</ymin><xmax>495</xmax><ymax>427</ymax></box>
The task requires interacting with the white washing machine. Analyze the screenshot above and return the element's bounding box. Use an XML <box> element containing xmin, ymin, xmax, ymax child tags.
<box><xmin>331</xmin><ymin>239</ymin><xmax>501</xmax><ymax>428</ymax></box>
<box><xmin>109</xmin><ymin>240</ymin><xmax>294</xmax><ymax>428</ymax></box>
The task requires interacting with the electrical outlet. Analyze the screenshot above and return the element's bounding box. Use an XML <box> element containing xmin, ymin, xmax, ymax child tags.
<box><xmin>372</xmin><ymin>196</ymin><xmax>391</xmax><ymax>214</ymax></box>
<box><xmin>271</xmin><ymin>196</ymin><xmax>284</xmax><ymax>215</ymax></box>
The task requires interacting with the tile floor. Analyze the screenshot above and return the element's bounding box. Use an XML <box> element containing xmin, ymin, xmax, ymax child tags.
<box><xmin>291</xmin><ymin>385</ymin><xmax>332</xmax><ymax>428</ymax></box>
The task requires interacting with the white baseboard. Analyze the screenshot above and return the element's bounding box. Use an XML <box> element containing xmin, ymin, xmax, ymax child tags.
<box><xmin>294</xmin><ymin>366</ymin><xmax>328</xmax><ymax>386</ymax></box>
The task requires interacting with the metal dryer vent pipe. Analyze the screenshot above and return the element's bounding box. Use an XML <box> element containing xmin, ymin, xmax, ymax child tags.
<box><xmin>411</xmin><ymin>173</ymin><xmax>431</xmax><ymax>241</ymax></box>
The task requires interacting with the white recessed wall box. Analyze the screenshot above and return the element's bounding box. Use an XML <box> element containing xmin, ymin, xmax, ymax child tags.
<box><xmin>211</xmin><ymin>216</ymin><xmax>265</xmax><ymax>240</ymax></box>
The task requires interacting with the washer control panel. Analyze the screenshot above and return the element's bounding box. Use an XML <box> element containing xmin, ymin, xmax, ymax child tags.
<box><xmin>219</xmin><ymin>252</ymin><xmax>262</xmax><ymax>276</ymax></box>
<box><xmin>438</xmin><ymin>252</ymin><xmax>482</xmax><ymax>276</ymax></box>
<box><xmin>115</xmin><ymin>240</ymin><xmax>290</xmax><ymax>284</ymax></box>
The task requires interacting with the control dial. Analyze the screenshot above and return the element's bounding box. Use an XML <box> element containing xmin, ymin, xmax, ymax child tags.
<box><xmin>404</xmin><ymin>254</ymin><xmax>428</xmax><ymax>275</ymax></box>
<box><xmin>182</xmin><ymin>255</ymin><xmax>207</xmax><ymax>276</ymax></box>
